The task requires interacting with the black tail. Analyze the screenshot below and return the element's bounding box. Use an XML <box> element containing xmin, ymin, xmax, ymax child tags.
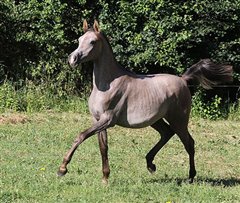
<box><xmin>182</xmin><ymin>59</ymin><xmax>233</xmax><ymax>89</ymax></box>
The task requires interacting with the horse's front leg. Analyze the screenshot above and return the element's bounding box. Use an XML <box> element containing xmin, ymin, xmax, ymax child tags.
<box><xmin>98</xmin><ymin>130</ymin><xmax>110</xmax><ymax>184</ymax></box>
<box><xmin>57</xmin><ymin>116</ymin><xmax>111</xmax><ymax>177</ymax></box>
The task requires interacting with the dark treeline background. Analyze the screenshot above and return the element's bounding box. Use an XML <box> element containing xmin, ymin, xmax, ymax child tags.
<box><xmin>0</xmin><ymin>0</ymin><xmax>239</xmax><ymax>96</ymax></box>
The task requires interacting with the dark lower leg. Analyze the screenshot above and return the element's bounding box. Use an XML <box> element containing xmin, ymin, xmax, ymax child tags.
<box><xmin>98</xmin><ymin>130</ymin><xmax>110</xmax><ymax>184</ymax></box>
<box><xmin>188</xmin><ymin>136</ymin><xmax>196</xmax><ymax>183</ymax></box>
<box><xmin>179</xmin><ymin>133</ymin><xmax>196</xmax><ymax>183</ymax></box>
<box><xmin>146</xmin><ymin>119</ymin><xmax>175</xmax><ymax>173</ymax></box>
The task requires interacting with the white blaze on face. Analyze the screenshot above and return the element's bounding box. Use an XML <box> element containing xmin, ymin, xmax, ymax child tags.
<box><xmin>79</xmin><ymin>33</ymin><xmax>98</xmax><ymax>56</ymax></box>
<box><xmin>68</xmin><ymin>36</ymin><xmax>84</xmax><ymax>66</ymax></box>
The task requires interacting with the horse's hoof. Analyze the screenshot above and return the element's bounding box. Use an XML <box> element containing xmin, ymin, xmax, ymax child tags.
<box><xmin>147</xmin><ymin>163</ymin><xmax>156</xmax><ymax>174</ymax></box>
<box><xmin>188</xmin><ymin>177</ymin><xmax>194</xmax><ymax>184</ymax></box>
<box><xmin>57</xmin><ymin>167</ymin><xmax>68</xmax><ymax>177</ymax></box>
<box><xmin>188</xmin><ymin>169</ymin><xmax>196</xmax><ymax>183</ymax></box>
<box><xmin>102</xmin><ymin>178</ymin><xmax>108</xmax><ymax>185</ymax></box>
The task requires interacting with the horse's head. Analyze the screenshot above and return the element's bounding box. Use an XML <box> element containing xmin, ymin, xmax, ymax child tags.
<box><xmin>68</xmin><ymin>20</ymin><xmax>102</xmax><ymax>67</ymax></box>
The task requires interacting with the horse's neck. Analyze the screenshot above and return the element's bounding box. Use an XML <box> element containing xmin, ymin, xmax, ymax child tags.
<box><xmin>93</xmin><ymin>42</ymin><xmax>127</xmax><ymax>91</ymax></box>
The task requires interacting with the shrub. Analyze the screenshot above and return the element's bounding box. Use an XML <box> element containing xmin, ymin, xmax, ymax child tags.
<box><xmin>228</xmin><ymin>99</ymin><xmax>240</xmax><ymax>121</ymax></box>
<box><xmin>98</xmin><ymin>0</ymin><xmax>240</xmax><ymax>77</ymax></box>
<box><xmin>191</xmin><ymin>88</ymin><xmax>226</xmax><ymax>120</ymax></box>
<box><xmin>0</xmin><ymin>0</ymin><xmax>239</xmax><ymax>114</ymax></box>
<box><xmin>1</xmin><ymin>0</ymin><xmax>239</xmax><ymax>83</ymax></box>
<box><xmin>0</xmin><ymin>81</ymin><xmax>19</xmax><ymax>112</ymax></box>
<box><xmin>0</xmin><ymin>80</ymin><xmax>88</xmax><ymax>113</ymax></box>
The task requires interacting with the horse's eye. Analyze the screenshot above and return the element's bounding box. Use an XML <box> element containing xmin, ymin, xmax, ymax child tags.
<box><xmin>90</xmin><ymin>40</ymin><xmax>96</xmax><ymax>45</ymax></box>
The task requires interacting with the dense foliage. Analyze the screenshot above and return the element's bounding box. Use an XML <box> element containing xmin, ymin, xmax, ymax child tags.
<box><xmin>0</xmin><ymin>1</ymin><xmax>239</xmax><ymax>116</ymax></box>
<box><xmin>1</xmin><ymin>0</ymin><xmax>239</xmax><ymax>84</ymax></box>
<box><xmin>101</xmin><ymin>0</ymin><xmax>240</xmax><ymax>76</ymax></box>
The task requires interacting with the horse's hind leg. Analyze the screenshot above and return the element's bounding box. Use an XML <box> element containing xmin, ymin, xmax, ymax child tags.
<box><xmin>169</xmin><ymin>120</ymin><xmax>196</xmax><ymax>183</ymax></box>
<box><xmin>178</xmin><ymin>130</ymin><xmax>196</xmax><ymax>183</ymax></box>
<box><xmin>98</xmin><ymin>130</ymin><xmax>110</xmax><ymax>184</ymax></box>
<box><xmin>146</xmin><ymin>119</ymin><xmax>175</xmax><ymax>173</ymax></box>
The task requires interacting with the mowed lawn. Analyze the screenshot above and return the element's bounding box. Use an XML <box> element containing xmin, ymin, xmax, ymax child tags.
<box><xmin>0</xmin><ymin>112</ymin><xmax>239</xmax><ymax>203</ymax></box>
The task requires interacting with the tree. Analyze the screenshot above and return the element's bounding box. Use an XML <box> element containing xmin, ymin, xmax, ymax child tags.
<box><xmin>0</xmin><ymin>0</ymin><xmax>239</xmax><ymax>87</ymax></box>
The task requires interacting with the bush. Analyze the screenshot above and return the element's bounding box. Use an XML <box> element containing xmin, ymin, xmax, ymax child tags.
<box><xmin>191</xmin><ymin>88</ymin><xmax>228</xmax><ymax>120</ymax></box>
<box><xmin>0</xmin><ymin>80</ymin><xmax>88</xmax><ymax>113</ymax></box>
<box><xmin>228</xmin><ymin>99</ymin><xmax>240</xmax><ymax>120</ymax></box>
<box><xmin>0</xmin><ymin>0</ymin><xmax>239</xmax><ymax>114</ymax></box>
<box><xmin>0</xmin><ymin>81</ymin><xmax>19</xmax><ymax>112</ymax></box>
<box><xmin>1</xmin><ymin>0</ymin><xmax>239</xmax><ymax>83</ymax></box>
<box><xmin>98</xmin><ymin>0</ymin><xmax>240</xmax><ymax>77</ymax></box>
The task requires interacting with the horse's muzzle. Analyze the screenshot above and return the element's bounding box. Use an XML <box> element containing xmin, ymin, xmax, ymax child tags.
<box><xmin>68</xmin><ymin>52</ymin><xmax>83</xmax><ymax>67</ymax></box>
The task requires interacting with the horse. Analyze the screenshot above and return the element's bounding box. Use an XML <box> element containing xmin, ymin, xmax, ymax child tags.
<box><xmin>57</xmin><ymin>20</ymin><xmax>233</xmax><ymax>184</ymax></box>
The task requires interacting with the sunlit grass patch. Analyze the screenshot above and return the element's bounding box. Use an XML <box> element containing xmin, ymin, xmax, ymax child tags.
<box><xmin>1</xmin><ymin>113</ymin><xmax>239</xmax><ymax>202</ymax></box>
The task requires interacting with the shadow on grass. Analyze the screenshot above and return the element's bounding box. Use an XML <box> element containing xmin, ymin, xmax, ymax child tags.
<box><xmin>196</xmin><ymin>177</ymin><xmax>240</xmax><ymax>187</ymax></box>
<box><xmin>145</xmin><ymin>177</ymin><xmax>240</xmax><ymax>187</ymax></box>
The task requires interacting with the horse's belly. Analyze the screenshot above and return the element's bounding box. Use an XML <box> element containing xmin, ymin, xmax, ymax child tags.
<box><xmin>116</xmin><ymin>104</ymin><xmax>167</xmax><ymax>128</ymax></box>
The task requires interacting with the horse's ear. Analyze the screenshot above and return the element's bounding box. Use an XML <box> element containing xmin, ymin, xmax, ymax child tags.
<box><xmin>83</xmin><ymin>19</ymin><xmax>88</xmax><ymax>33</ymax></box>
<box><xmin>93</xmin><ymin>20</ymin><xmax>100</xmax><ymax>32</ymax></box>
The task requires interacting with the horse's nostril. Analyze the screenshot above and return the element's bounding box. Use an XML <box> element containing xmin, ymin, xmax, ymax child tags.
<box><xmin>79</xmin><ymin>52</ymin><xmax>83</xmax><ymax>59</ymax></box>
<box><xmin>73</xmin><ymin>55</ymin><xmax>78</xmax><ymax>62</ymax></box>
<box><xmin>73</xmin><ymin>52</ymin><xmax>82</xmax><ymax>62</ymax></box>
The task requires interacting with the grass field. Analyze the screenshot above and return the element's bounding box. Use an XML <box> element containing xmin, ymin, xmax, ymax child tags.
<box><xmin>1</xmin><ymin>112</ymin><xmax>240</xmax><ymax>203</ymax></box>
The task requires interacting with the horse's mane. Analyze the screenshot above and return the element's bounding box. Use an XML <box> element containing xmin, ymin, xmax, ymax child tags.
<box><xmin>97</xmin><ymin>30</ymin><xmax>135</xmax><ymax>75</ymax></box>
<box><xmin>100</xmin><ymin>32</ymin><xmax>112</xmax><ymax>49</ymax></box>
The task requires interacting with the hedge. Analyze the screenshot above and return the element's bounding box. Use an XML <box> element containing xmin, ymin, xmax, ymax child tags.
<box><xmin>0</xmin><ymin>0</ymin><xmax>239</xmax><ymax>91</ymax></box>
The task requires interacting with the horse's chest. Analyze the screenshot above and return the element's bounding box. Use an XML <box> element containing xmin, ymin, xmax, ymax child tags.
<box><xmin>89</xmin><ymin>95</ymin><xmax>106</xmax><ymax>118</ymax></box>
<box><xmin>88</xmin><ymin>90</ymin><xmax>117</xmax><ymax>119</ymax></box>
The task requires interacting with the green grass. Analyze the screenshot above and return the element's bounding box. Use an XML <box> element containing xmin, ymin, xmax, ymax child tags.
<box><xmin>1</xmin><ymin>112</ymin><xmax>240</xmax><ymax>203</ymax></box>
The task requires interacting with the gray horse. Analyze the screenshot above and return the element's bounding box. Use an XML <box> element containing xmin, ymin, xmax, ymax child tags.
<box><xmin>58</xmin><ymin>20</ymin><xmax>233</xmax><ymax>184</ymax></box>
